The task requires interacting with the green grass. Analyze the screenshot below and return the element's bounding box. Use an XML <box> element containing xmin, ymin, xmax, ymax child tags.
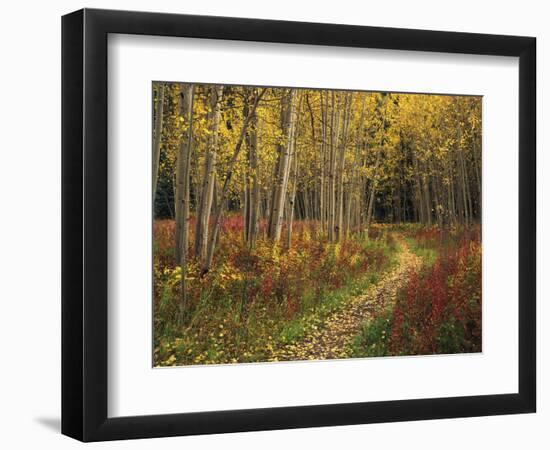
<box><xmin>405</xmin><ymin>237</ymin><xmax>438</xmax><ymax>268</ymax></box>
<box><xmin>350</xmin><ymin>309</ymin><xmax>393</xmax><ymax>357</ymax></box>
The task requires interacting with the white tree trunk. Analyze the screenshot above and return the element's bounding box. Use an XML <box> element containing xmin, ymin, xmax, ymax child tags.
<box><xmin>174</xmin><ymin>84</ymin><xmax>195</xmax><ymax>320</ymax></box>
<box><xmin>152</xmin><ymin>83</ymin><xmax>165</xmax><ymax>203</ymax></box>
<box><xmin>195</xmin><ymin>86</ymin><xmax>223</xmax><ymax>262</ymax></box>
<box><xmin>268</xmin><ymin>89</ymin><xmax>297</xmax><ymax>243</ymax></box>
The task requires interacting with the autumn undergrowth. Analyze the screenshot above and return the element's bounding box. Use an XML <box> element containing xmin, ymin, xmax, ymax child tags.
<box><xmin>351</xmin><ymin>224</ymin><xmax>482</xmax><ymax>358</ymax></box>
<box><xmin>153</xmin><ymin>217</ymin><xmax>397</xmax><ymax>366</ymax></box>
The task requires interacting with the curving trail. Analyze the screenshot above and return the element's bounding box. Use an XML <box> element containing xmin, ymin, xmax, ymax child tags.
<box><xmin>269</xmin><ymin>234</ymin><xmax>422</xmax><ymax>362</ymax></box>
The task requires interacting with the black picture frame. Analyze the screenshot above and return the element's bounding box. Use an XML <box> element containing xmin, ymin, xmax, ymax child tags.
<box><xmin>61</xmin><ymin>8</ymin><xmax>536</xmax><ymax>442</ymax></box>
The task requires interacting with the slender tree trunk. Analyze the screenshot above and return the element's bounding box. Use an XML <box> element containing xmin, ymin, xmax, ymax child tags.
<box><xmin>247</xmin><ymin>90</ymin><xmax>261</xmax><ymax>248</ymax></box>
<box><xmin>336</xmin><ymin>93</ymin><xmax>352</xmax><ymax>241</ymax></box>
<box><xmin>243</xmin><ymin>94</ymin><xmax>252</xmax><ymax>242</ymax></box>
<box><xmin>328</xmin><ymin>92</ymin><xmax>341</xmax><ymax>243</ymax></box>
<box><xmin>464</xmin><ymin>157</ymin><xmax>473</xmax><ymax>221</ymax></box>
<box><xmin>268</xmin><ymin>89</ymin><xmax>297</xmax><ymax>243</ymax></box>
<box><xmin>411</xmin><ymin>146</ymin><xmax>425</xmax><ymax>224</ymax></box>
<box><xmin>152</xmin><ymin>83</ymin><xmax>165</xmax><ymax>203</ymax></box>
<box><xmin>365</xmin><ymin>148</ymin><xmax>381</xmax><ymax>232</ymax></box>
<box><xmin>472</xmin><ymin>125</ymin><xmax>482</xmax><ymax>218</ymax></box>
<box><xmin>305</xmin><ymin>92</ymin><xmax>322</xmax><ymax>230</ymax></box>
<box><xmin>320</xmin><ymin>91</ymin><xmax>327</xmax><ymax>234</ymax></box>
<box><xmin>429</xmin><ymin>159</ymin><xmax>443</xmax><ymax>229</ymax></box>
<box><xmin>174</xmin><ymin>84</ymin><xmax>195</xmax><ymax>321</ymax></box>
<box><xmin>286</xmin><ymin>122</ymin><xmax>300</xmax><ymax>248</ymax></box>
<box><xmin>456</xmin><ymin>122</ymin><xmax>469</xmax><ymax>225</ymax></box>
<box><xmin>243</xmin><ymin>169</ymin><xmax>250</xmax><ymax>242</ymax></box>
<box><xmin>422</xmin><ymin>163</ymin><xmax>432</xmax><ymax>226</ymax></box>
<box><xmin>195</xmin><ymin>86</ymin><xmax>223</xmax><ymax>262</ymax></box>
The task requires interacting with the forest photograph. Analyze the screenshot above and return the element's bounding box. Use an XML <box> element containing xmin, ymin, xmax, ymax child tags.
<box><xmin>152</xmin><ymin>82</ymin><xmax>482</xmax><ymax>367</ymax></box>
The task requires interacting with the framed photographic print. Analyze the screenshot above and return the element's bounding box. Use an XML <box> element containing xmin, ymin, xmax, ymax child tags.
<box><xmin>61</xmin><ymin>8</ymin><xmax>536</xmax><ymax>442</ymax></box>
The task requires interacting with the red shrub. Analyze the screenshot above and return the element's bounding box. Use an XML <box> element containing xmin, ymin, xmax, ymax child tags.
<box><xmin>389</xmin><ymin>226</ymin><xmax>481</xmax><ymax>355</ymax></box>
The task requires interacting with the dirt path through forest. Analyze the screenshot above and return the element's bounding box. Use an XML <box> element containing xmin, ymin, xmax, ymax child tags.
<box><xmin>270</xmin><ymin>234</ymin><xmax>422</xmax><ymax>361</ymax></box>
